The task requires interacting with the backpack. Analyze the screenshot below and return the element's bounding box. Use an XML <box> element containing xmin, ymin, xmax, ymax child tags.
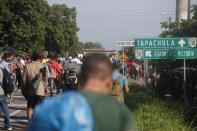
<box><xmin>31</xmin><ymin>73</ymin><xmax>42</xmax><ymax>90</ymax></box>
<box><xmin>110</xmin><ymin>73</ymin><xmax>122</xmax><ymax>96</ymax></box>
<box><xmin>64</xmin><ymin>68</ymin><xmax>78</xmax><ymax>86</ymax></box>
<box><xmin>28</xmin><ymin>92</ymin><xmax>93</xmax><ymax>131</ymax></box>
<box><xmin>1</xmin><ymin>68</ymin><xmax>15</xmax><ymax>94</ymax></box>
<box><xmin>22</xmin><ymin>67</ymin><xmax>46</xmax><ymax>97</ymax></box>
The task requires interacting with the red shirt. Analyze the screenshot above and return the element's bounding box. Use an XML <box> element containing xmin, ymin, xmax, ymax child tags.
<box><xmin>50</xmin><ymin>60</ymin><xmax>61</xmax><ymax>74</ymax></box>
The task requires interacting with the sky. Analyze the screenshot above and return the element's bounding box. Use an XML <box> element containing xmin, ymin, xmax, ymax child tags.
<box><xmin>47</xmin><ymin>0</ymin><xmax>197</xmax><ymax>50</ymax></box>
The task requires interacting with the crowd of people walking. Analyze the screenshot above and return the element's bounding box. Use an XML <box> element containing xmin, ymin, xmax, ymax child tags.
<box><xmin>0</xmin><ymin>48</ymin><xmax>136</xmax><ymax>131</ymax></box>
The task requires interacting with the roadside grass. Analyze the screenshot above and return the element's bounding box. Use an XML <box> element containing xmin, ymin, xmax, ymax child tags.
<box><xmin>125</xmin><ymin>82</ymin><xmax>196</xmax><ymax>131</ymax></box>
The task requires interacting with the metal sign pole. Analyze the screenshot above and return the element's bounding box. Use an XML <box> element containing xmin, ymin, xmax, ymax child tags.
<box><xmin>184</xmin><ymin>59</ymin><xmax>186</xmax><ymax>82</ymax></box>
<box><xmin>183</xmin><ymin>59</ymin><xmax>189</xmax><ymax>107</ymax></box>
<box><xmin>145</xmin><ymin>60</ymin><xmax>149</xmax><ymax>89</ymax></box>
<box><xmin>144</xmin><ymin>60</ymin><xmax>146</xmax><ymax>88</ymax></box>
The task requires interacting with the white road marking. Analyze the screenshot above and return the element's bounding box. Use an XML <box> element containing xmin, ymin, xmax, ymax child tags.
<box><xmin>0</xmin><ymin>95</ymin><xmax>28</xmax><ymax>124</ymax></box>
<box><xmin>13</xmin><ymin>96</ymin><xmax>24</xmax><ymax>98</ymax></box>
<box><xmin>0</xmin><ymin>118</ymin><xmax>28</xmax><ymax>123</ymax></box>
<box><xmin>8</xmin><ymin>104</ymin><xmax>26</xmax><ymax>108</ymax></box>
<box><xmin>10</xmin><ymin>110</ymin><xmax>21</xmax><ymax>116</ymax></box>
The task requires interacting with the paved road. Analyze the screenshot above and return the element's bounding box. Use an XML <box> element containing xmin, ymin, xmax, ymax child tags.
<box><xmin>0</xmin><ymin>91</ymin><xmax>27</xmax><ymax>131</ymax></box>
<box><xmin>0</xmin><ymin>91</ymin><xmax>55</xmax><ymax>131</ymax></box>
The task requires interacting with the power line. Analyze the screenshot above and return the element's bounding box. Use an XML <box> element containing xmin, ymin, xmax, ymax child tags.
<box><xmin>79</xmin><ymin>13</ymin><xmax>175</xmax><ymax>17</ymax></box>
<box><xmin>77</xmin><ymin>9</ymin><xmax>175</xmax><ymax>14</ymax></box>
<box><xmin>79</xmin><ymin>13</ymin><xmax>175</xmax><ymax>16</ymax></box>
<box><xmin>77</xmin><ymin>8</ymin><xmax>175</xmax><ymax>12</ymax></box>
<box><xmin>77</xmin><ymin>10</ymin><xmax>175</xmax><ymax>15</ymax></box>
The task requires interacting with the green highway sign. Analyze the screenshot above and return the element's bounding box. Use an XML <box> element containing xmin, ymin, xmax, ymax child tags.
<box><xmin>135</xmin><ymin>49</ymin><xmax>197</xmax><ymax>60</ymax></box>
<box><xmin>135</xmin><ymin>37</ymin><xmax>197</xmax><ymax>49</ymax></box>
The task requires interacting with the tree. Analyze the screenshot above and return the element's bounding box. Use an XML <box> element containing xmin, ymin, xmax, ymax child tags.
<box><xmin>0</xmin><ymin>0</ymin><xmax>49</xmax><ymax>53</ymax></box>
<box><xmin>158</xmin><ymin>4</ymin><xmax>197</xmax><ymax>69</ymax></box>
<box><xmin>0</xmin><ymin>0</ymin><xmax>80</xmax><ymax>56</ymax></box>
<box><xmin>124</xmin><ymin>47</ymin><xmax>135</xmax><ymax>60</ymax></box>
<box><xmin>45</xmin><ymin>4</ymin><xmax>79</xmax><ymax>56</ymax></box>
<box><xmin>83</xmin><ymin>42</ymin><xmax>104</xmax><ymax>49</ymax></box>
<box><xmin>160</xmin><ymin>5</ymin><xmax>197</xmax><ymax>37</ymax></box>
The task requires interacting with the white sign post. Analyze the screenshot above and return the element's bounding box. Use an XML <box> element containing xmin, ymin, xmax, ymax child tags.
<box><xmin>116</xmin><ymin>41</ymin><xmax>135</xmax><ymax>47</ymax></box>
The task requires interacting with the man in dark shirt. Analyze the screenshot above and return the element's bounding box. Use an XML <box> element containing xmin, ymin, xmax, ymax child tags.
<box><xmin>28</xmin><ymin>54</ymin><xmax>136</xmax><ymax>131</ymax></box>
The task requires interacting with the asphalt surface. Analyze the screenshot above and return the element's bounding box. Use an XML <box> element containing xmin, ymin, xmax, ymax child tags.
<box><xmin>0</xmin><ymin>91</ymin><xmax>55</xmax><ymax>131</ymax></box>
<box><xmin>0</xmin><ymin>91</ymin><xmax>27</xmax><ymax>131</ymax></box>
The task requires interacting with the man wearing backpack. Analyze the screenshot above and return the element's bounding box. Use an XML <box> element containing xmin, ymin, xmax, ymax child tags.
<box><xmin>110</xmin><ymin>63</ymin><xmax>129</xmax><ymax>103</ymax></box>
<box><xmin>0</xmin><ymin>53</ymin><xmax>16</xmax><ymax>103</ymax></box>
<box><xmin>0</xmin><ymin>54</ymin><xmax>12</xmax><ymax>131</ymax></box>
<box><xmin>62</xmin><ymin>56</ymin><xmax>81</xmax><ymax>91</ymax></box>
<box><xmin>22</xmin><ymin>51</ymin><xmax>46</xmax><ymax>121</ymax></box>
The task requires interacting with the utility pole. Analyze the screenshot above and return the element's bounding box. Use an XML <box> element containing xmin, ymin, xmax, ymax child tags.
<box><xmin>188</xmin><ymin>0</ymin><xmax>191</xmax><ymax>20</ymax></box>
<box><xmin>176</xmin><ymin>0</ymin><xmax>190</xmax><ymax>82</ymax></box>
<box><xmin>176</xmin><ymin>0</ymin><xmax>190</xmax><ymax>21</ymax></box>
<box><xmin>176</xmin><ymin>0</ymin><xmax>191</xmax><ymax>107</ymax></box>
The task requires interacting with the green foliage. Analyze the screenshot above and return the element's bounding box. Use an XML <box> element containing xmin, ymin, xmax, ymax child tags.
<box><xmin>156</xmin><ymin>4</ymin><xmax>197</xmax><ymax>70</ymax></box>
<box><xmin>160</xmin><ymin>4</ymin><xmax>197</xmax><ymax>37</ymax></box>
<box><xmin>125</xmin><ymin>47</ymin><xmax>135</xmax><ymax>60</ymax></box>
<box><xmin>0</xmin><ymin>0</ymin><xmax>80</xmax><ymax>56</ymax></box>
<box><xmin>160</xmin><ymin>20</ymin><xmax>197</xmax><ymax>38</ymax></box>
<box><xmin>45</xmin><ymin>5</ymin><xmax>79</xmax><ymax>56</ymax></box>
<box><xmin>83</xmin><ymin>42</ymin><xmax>104</xmax><ymax>49</ymax></box>
<box><xmin>125</xmin><ymin>82</ymin><xmax>196</xmax><ymax>131</ymax></box>
<box><xmin>149</xmin><ymin>59</ymin><xmax>184</xmax><ymax>70</ymax></box>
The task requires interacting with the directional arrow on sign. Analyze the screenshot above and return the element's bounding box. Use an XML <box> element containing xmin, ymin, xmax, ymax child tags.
<box><xmin>178</xmin><ymin>39</ymin><xmax>186</xmax><ymax>47</ymax></box>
